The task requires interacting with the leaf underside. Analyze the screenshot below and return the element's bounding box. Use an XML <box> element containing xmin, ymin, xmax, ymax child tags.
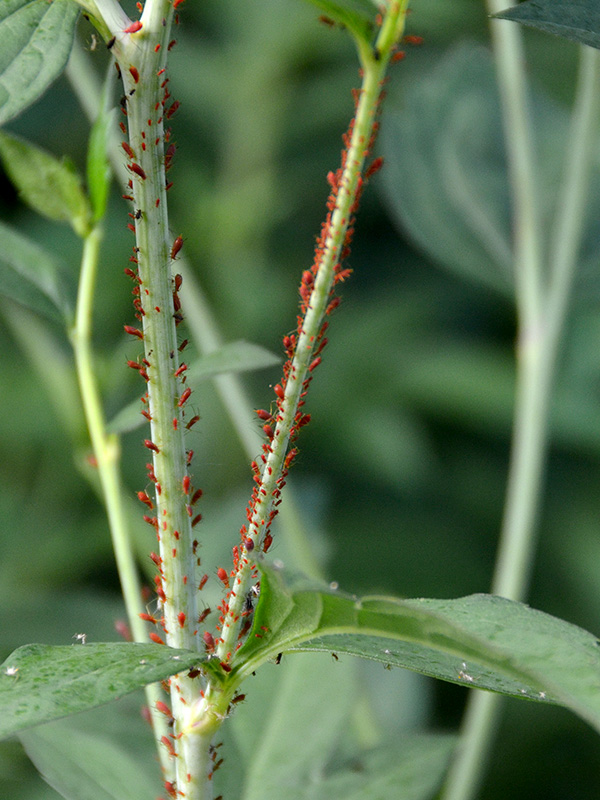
<box><xmin>0</xmin><ymin>0</ymin><xmax>80</xmax><ymax>126</ymax></box>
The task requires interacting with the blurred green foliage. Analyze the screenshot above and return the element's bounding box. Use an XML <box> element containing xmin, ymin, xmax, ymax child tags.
<box><xmin>1</xmin><ymin>0</ymin><xmax>600</xmax><ymax>796</ymax></box>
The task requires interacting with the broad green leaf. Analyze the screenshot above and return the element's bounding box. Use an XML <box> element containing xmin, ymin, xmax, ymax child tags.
<box><xmin>233</xmin><ymin>563</ymin><xmax>600</xmax><ymax>734</ymax></box>
<box><xmin>0</xmin><ymin>131</ymin><xmax>92</xmax><ymax>237</ymax></box>
<box><xmin>0</xmin><ymin>220</ymin><xmax>72</xmax><ymax>321</ymax></box>
<box><xmin>107</xmin><ymin>340</ymin><xmax>280</xmax><ymax>434</ymax></box>
<box><xmin>20</xmin><ymin>719</ymin><xmax>160</xmax><ymax>800</ymax></box>
<box><xmin>495</xmin><ymin>0</ymin><xmax>600</xmax><ymax>50</ymax></box>
<box><xmin>0</xmin><ymin>0</ymin><xmax>80</xmax><ymax>125</ymax></box>
<box><xmin>0</xmin><ymin>643</ymin><xmax>202</xmax><ymax>740</ymax></box>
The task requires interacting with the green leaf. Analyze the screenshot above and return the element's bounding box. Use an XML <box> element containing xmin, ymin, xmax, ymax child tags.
<box><xmin>107</xmin><ymin>340</ymin><xmax>280</xmax><ymax>434</ymax></box>
<box><xmin>234</xmin><ymin>563</ymin><xmax>600</xmax><ymax>734</ymax></box>
<box><xmin>0</xmin><ymin>643</ymin><xmax>202</xmax><ymax>740</ymax></box>
<box><xmin>302</xmin><ymin>0</ymin><xmax>376</xmax><ymax>47</ymax></box>
<box><xmin>380</xmin><ymin>43</ymin><xmax>576</xmax><ymax>295</ymax></box>
<box><xmin>0</xmin><ymin>220</ymin><xmax>72</xmax><ymax>321</ymax></box>
<box><xmin>494</xmin><ymin>0</ymin><xmax>600</xmax><ymax>50</ymax></box>
<box><xmin>0</xmin><ymin>131</ymin><xmax>93</xmax><ymax>237</ymax></box>
<box><xmin>0</xmin><ymin>0</ymin><xmax>80</xmax><ymax>125</ymax></box>
<box><xmin>20</xmin><ymin>719</ymin><xmax>160</xmax><ymax>800</ymax></box>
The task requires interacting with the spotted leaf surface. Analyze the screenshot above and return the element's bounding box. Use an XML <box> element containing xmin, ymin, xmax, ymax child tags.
<box><xmin>0</xmin><ymin>643</ymin><xmax>203</xmax><ymax>740</ymax></box>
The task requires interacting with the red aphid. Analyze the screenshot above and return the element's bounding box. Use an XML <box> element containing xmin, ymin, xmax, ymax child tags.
<box><xmin>174</xmin><ymin>273</ymin><xmax>183</xmax><ymax>291</ymax></box>
<box><xmin>186</xmin><ymin>415</ymin><xmax>200</xmax><ymax>430</ymax></box>
<box><xmin>192</xmin><ymin>513</ymin><xmax>202</xmax><ymax>528</ymax></box>
<box><xmin>177</xmin><ymin>612</ymin><xmax>186</xmax><ymax>628</ymax></box>
<box><xmin>124</xmin><ymin>325</ymin><xmax>144</xmax><ymax>339</ymax></box>
<box><xmin>149</xmin><ymin>551</ymin><xmax>162</xmax><ymax>567</ymax></box>
<box><xmin>144</xmin><ymin>439</ymin><xmax>160</xmax><ymax>453</ymax></box>
<box><xmin>156</xmin><ymin>700</ymin><xmax>172</xmax><ymax>717</ymax></box>
<box><xmin>178</xmin><ymin>387</ymin><xmax>191</xmax><ymax>407</ymax></box>
<box><xmin>170</xmin><ymin>235</ymin><xmax>183</xmax><ymax>260</ymax></box>
<box><xmin>129</xmin><ymin>65</ymin><xmax>140</xmax><ymax>83</ymax></box>
<box><xmin>150</xmin><ymin>632</ymin><xmax>166</xmax><ymax>645</ymax></box>
<box><xmin>263</xmin><ymin>533</ymin><xmax>273</xmax><ymax>552</ymax></box>
<box><xmin>137</xmin><ymin>490</ymin><xmax>154</xmax><ymax>509</ymax></box>
<box><xmin>121</xmin><ymin>141</ymin><xmax>136</xmax><ymax>159</ymax></box>
<box><xmin>216</xmin><ymin>567</ymin><xmax>230</xmax><ymax>588</ymax></box>
<box><xmin>191</xmin><ymin>488</ymin><xmax>203</xmax><ymax>505</ymax></box>
<box><xmin>198</xmin><ymin>607</ymin><xmax>211</xmax><ymax>624</ymax></box>
<box><xmin>182</xmin><ymin>475</ymin><xmax>190</xmax><ymax>494</ymax></box>
<box><xmin>274</xmin><ymin>383</ymin><xmax>285</xmax><ymax>400</ymax></box>
<box><xmin>161</xmin><ymin>736</ymin><xmax>177</xmax><ymax>758</ymax></box>
<box><xmin>203</xmin><ymin>631</ymin><xmax>215</xmax><ymax>651</ymax></box>
<box><xmin>124</xmin><ymin>20</ymin><xmax>143</xmax><ymax>34</ymax></box>
<box><xmin>139</xmin><ymin>612</ymin><xmax>158</xmax><ymax>624</ymax></box>
<box><xmin>128</xmin><ymin>162</ymin><xmax>147</xmax><ymax>180</ymax></box>
<box><xmin>230</xmin><ymin>693</ymin><xmax>246</xmax><ymax>705</ymax></box>
<box><xmin>198</xmin><ymin>573</ymin><xmax>208</xmax><ymax>591</ymax></box>
<box><xmin>255</xmin><ymin>409</ymin><xmax>272</xmax><ymax>422</ymax></box>
<box><xmin>114</xmin><ymin>620</ymin><xmax>132</xmax><ymax>641</ymax></box>
<box><xmin>365</xmin><ymin>156</ymin><xmax>384</xmax><ymax>179</ymax></box>
<box><xmin>166</xmin><ymin>100</ymin><xmax>180</xmax><ymax>118</ymax></box>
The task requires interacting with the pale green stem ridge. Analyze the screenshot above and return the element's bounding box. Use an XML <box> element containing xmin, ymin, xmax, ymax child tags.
<box><xmin>214</xmin><ymin>2</ymin><xmax>410</xmax><ymax>667</ymax></box>
<box><xmin>70</xmin><ymin>225</ymin><xmax>173</xmax><ymax>778</ymax></box>
<box><xmin>440</xmin><ymin>37</ymin><xmax>600</xmax><ymax>800</ymax></box>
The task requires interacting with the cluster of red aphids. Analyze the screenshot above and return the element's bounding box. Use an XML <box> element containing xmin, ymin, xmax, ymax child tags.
<box><xmin>117</xmin><ymin>41</ymin><xmax>208</xmax><ymax>640</ymax></box>
<box><xmin>234</xmin><ymin>87</ymin><xmax>386</xmax><ymax>580</ymax></box>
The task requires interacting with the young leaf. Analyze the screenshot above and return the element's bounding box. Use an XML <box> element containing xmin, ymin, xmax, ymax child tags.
<box><xmin>302</xmin><ymin>0</ymin><xmax>376</xmax><ymax>48</ymax></box>
<box><xmin>0</xmin><ymin>220</ymin><xmax>72</xmax><ymax>321</ymax></box>
<box><xmin>0</xmin><ymin>643</ymin><xmax>203</xmax><ymax>740</ymax></box>
<box><xmin>233</xmin><ymin>563</ymin><xmax>600</xmax><ymax>734</ymax></box>
<box><xmin>107</xmin><ymin>340</ymin><xmax>280</xmax><ymax>434</ymax></box>
<box><xmin>0</xmin><ymin>0</ymin><xmax>80</xmax><ymax>126</ymax></box>
<box><xmin>494</xmin><ymin>0</ymin><xmax>600</xmax><ymax>50</ymax></box>
<box><xmin>0</xmin><ymin>131</ymin><xmax>93</xmax><ymax>238</ymax></box>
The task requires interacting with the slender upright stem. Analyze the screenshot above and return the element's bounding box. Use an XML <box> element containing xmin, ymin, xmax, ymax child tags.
<box><xmin>440</xmin><ymin>22</ymin><xmax>600</xmax><ymax>800</ymax></box>
<box><xmin>70</xmin><ymin>226</ymin><xmax>173</xmax><ymax>777</ymax></box>
<box><xmin>115</xmin><ymin>6</ymin><xmax>209</xmax><ymax>797</ymax></box>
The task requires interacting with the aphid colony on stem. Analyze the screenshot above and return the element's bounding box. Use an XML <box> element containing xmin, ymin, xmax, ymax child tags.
<box><xmin>110</xmin><ymin>6</ymin><xmax>408</xmax><ymax>791</ymax></box>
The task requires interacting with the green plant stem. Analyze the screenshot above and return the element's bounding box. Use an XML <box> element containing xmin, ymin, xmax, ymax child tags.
<box><xmin>213</xmin><ymin>3</ymin><xmax>410</xmax><ymax>670</ymax></box>
<box><xmin>70</xmin><ymin>225</ymin><xmax>173</xmax><ymax>778</ymax></box>
<box><xmin>440</xmin><ymin>35</ymin><xmax>600</xmax><ymax>800</ymax></box>
<box><xmin>116</xmin><ymin>5</ymin><xmax>210</xmax><ymax>796</ymax></box>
